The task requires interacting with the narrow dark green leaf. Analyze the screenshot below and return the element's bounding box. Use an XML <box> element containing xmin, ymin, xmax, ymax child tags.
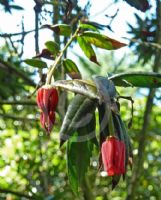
<box><xmin>63</xmin><ymin>59</ymin><xmax>81</xmax><ymax>79</ymax></box>
<box><xmin>53</xmin><ymin>79</ymin><xmax>98</xmax><ymax>99</ymax></box>
<box><xmin>98</xmin><ymin>104</ymin><xmax>110</xmax><ymax>140</ymax></box>
<box><xmin>113</xmin><ymin>113</ymin><xmax>133</xmax><ymax>170</ymax></box>
<box><xmin>118</xmin><ymin>115</ymin><xmax>133</xmax><ymax>162</ymax></box>
<box><xmin>80</xmin><ymin>21</ymin><xmax>106</xmax><ymax>30</ymax></box>
<box><xmin>86</xmin><ymin>113</ymin><xmax>98</xmax><ymax>147</ymax></box>
<box><xmin>77</xmin><ymin>36</ymin><xmax>100</xmax><ymax>65</ymax></box>
<box><xmin>45</xmin><ymin>41</ymin><xmax>59</xmax><ymax>55</ymax></box>
<box><xmin>80</xmin><ymin>31</ymin><xmax>126</xmax><ymax>50</ymax></box>
<box><xmin>24</xmin><ymin>59</ymin><xmax>47</xmax><ymax>68</ymax></box>
<box><xmin>9</xmin><ymin>5</ymin><xmax>24</xmax><ymax>10</ymax></box>
<box><xmin>109</xmin><ymin>72</ymin><xmax>161</xmax><ymax>88</ymax></box>
<box><xmin>67</xmin><ymin>135</ymin><xmax>79</xmax><ymax>195</ymax></box>
<box><xmin>60</xmin><ymin>94</ymin><xmax>97</xmax><ymax>146</ymax></box>
<box><xmin>42</xmin><ymin>24</ymin><xmax>72</xmax><ymax>36</ymax></box>
<box><xmin>67</xmin><ymin>132</ymin><xmax>93</xmax><ymax>194</ymax></box>
<box><xmin>79</xmin><ymin>23</ymin><xmax>99</xmax><ymax>32</ymax></box>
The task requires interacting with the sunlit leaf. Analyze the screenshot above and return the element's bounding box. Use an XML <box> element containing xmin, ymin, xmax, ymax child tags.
<box><xmin>77</xmin><ymin>36</ymin><xmax>100</xmax><ymax>65</ymax></box>
<box><xmin>63</xmin><ymin>59</ymin><xmax>81</xmax><ymax>79</ymax></box>
<box><xmin>53</xmin><ymin>79</ymin><xmax>98</xmax><ymax>99</ymax></box>
<box><xmin>42</xmin><ymin>24</ymin><xmax>72</xmax><ymax>36</ymax></box>
<box><xmin>67</xmin><ymin>132</ymin><xmax>93</xmax><ymax>194</ymax></box>
<box><xmin>79</xmin><ymin>31</ymin><xmax>126</xmax><ymax>50</ymax></box>
<box><xmin>80</xmin><ymin>21</ymin><xmax>107</xmax><ymax>30</ymax></box>
<box><xmin>79</xmin><ymin>23</ymin><xmax>99</xmax><ymax>32</ymax></box>
<box><xmin>45</xmin><ymin>41</ymin><xmax>59</xmax><ymax>55</ymax></box>
<box><xmin>24</xmin><ymin>59</ymin><xmax>47</xmax><ymax>68</ymax></box>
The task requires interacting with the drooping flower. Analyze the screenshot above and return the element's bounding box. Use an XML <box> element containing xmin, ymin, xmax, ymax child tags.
<box><xmin>101</xmin><ymin>136</ymin><xmax>125</xmax><ymax>176</ymax></box>
<box><xmin>36</xmin><ymin>86</ymin><xmax>58</xmax><ymax>134</ymax></box>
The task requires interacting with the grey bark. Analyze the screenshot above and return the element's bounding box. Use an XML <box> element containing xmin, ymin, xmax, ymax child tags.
<box><xmin>126</xmin><ymin>1</ymin><xmax>161</xmax><ymax>199</ymax></box>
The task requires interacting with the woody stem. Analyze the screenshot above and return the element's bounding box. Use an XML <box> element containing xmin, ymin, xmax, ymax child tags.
<box><xmin>46</xmin><ymin>27</ymin><xmax>80</xmax><ymax>85</ymax></box>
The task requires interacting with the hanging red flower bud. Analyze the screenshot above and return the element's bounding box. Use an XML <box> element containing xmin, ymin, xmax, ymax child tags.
<box><xmin>101</xmin><ymin>136</ymin><xmax>125</xmax><ymax>176</ymax></box>
<box><xmin>36</xmin><ymin>86</ymin><xmax>58</xmax><ymax>134</ymax></box>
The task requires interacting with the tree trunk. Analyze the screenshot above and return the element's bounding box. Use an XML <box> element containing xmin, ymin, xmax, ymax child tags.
<box><xmin>126</xmin><ymin>1</ymin><xmax>161</xmax><ymax>199</ymax></box>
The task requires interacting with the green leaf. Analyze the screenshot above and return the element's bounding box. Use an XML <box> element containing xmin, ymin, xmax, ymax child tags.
<box><xmin>42</xmin><ymin>24</ymin><xmax>72</xmax><ymax>36</ymax></box>
<box><xmin>80</xmin><ymin>21</ymin><xmax>107</xmax><ymax>31</ymax></box>
<box><xmin>63</xmin><ymin>59</ymin><xmax>81</xmax><ymax>79</ymax></box>
<box><xmin>98</xmin><ymin>104</ymin><xmax>110</xmax><ymax>140</ymax></box>
<box><xmin>24</xmin><ymin>59</ymin><xmax>47</xmax><ymax>68</ymax></box>
<box><xmin>9</xmin><ymin>5</ymin><xmax>24</xmax><ymax>10</ymax></box>
<box><xmin>92</xmin><ymin>75</ymin><xmax>117</xmax><ymax>101</ymax></box>
<box><xmin>118</xmin><ymin>115</ymin><xmax>133</xmax><ymax>159</ymax></box>
<box><xmin>67</xmin><ymin>132</ymin><xmax>93</xmax><ymax>194</ymax></box>
<box><xmin>109</xmin><ymin>72</ymin><xmax>161</xmax><ymax>88</ymax></box>
<box><xmin>77</xmin><ymin>36</ymin><xmax>99</xmax><ymax>65</ymax></box>
<box><xmin>79</xmin><ymin>31</ymin><xmax>126</xmax><ymax>50</ymax></box>
<box><xmin>86</xmin><ymin>113</ymin><xmax>98</xmax><ymax>147</ymax></box>
<box><xmin>45</xmin><ymin>41</ymin><xmax>59</xmax><ymax>55</ymax></box>
<box><xmin>60</xmin><ymin>94</ymin><xmax>97</xmax><ymax>146</ymax></box>
<box><xmin>53</xmin><ymin>79</ymin><xmax>98</xmax><ymax>99</ymax></box>
<box><xmin>79</xmin><ymin>23</ymin><xmax>99</xmax><ymax>32</ymax></box>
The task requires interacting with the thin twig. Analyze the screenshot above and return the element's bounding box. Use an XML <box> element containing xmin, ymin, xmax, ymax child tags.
<box><xmin>0</xmin><ymin>58</ymin><xmax>36</xmax><ymax>86</ymax></box>
<box><xmin>123</xmin><ymin>37</ymin><xmax>161</xmax><ymax>49</ymax></box>
<box><xmin>90</xmin><ymin>2</ymin><xmax>114</xmax><ymax>18</ymax></box>
<box><xmin>117</xmin><ymin>96</ymin><xmax>134</xmax><ymax>128</ymax></box>
<box><xmin>0</xmin><ymin>29</ymin><xmax>36</xmax><ymax>38</ymax></box>
<box><xmin>0</xmin><ymin>188</ymin><xmax>35</xmax><ymax>199</ymax></box>
<box><xmin>46</xmin><ymin>27</ymin><xmax>80</xmax><ymax>84</ymax></box>
<box><xmin>0</xmin><ymin>113</ymin><xmax>38</xmax><ymax>121</ymax></box>
<box><xmin>0</xmin><ymin>100</ymin><xmax>36</xmax><ymax>105</ymax></box>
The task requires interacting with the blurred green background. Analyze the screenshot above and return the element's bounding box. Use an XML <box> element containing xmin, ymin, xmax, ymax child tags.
<box><xmin>0</xmin><ymin>0</ymin><xmax>161</xmax><ymax>199</ymax></box>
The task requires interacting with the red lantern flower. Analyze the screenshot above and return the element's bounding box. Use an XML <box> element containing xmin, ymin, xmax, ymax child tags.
<box><xmin>36</xmin><ymin>86</ymin><xmax>58</xmax><ymax>134</ymax></box>
<box><xmin>101</xmin><ymin>136</ymin><xmax>125</xmax><ymax>176</ymax></box>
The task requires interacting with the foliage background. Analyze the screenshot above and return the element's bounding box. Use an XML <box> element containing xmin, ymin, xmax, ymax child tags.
<box><xmin>0</xmin><ymin>0</ymin><xmax>161</xmax><ymax>200</ymax></box>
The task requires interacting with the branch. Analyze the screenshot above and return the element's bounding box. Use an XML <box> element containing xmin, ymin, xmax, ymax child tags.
<box><xmin>124</xmin><ymin>37</ymin><xmax>161</xmax><ymax>49</ymax></box>
<box><xmin>34</xmin><ymin>1</ymin><xmax>41</xmax><ymax>54</ymax></box>
<box><xmin>46</xmin><ymin>27</ymin><xmax>80</xmax><ymax>84</ymax></box>
<box><xmin>53</xmin><ymin>0</ymin><xmax>60</xmax><ymax>44</ymax></box>
<box><xmin>0</xmin><ymin>29</ymin><xmax>36</xmax><ymax>38</ymax></box>
<box><xmin>0</xmin><ymin>100</ymin><xmax>36</xmax><ymax>105</ymax></box>
<box><xmin>0</xmin><ymin>58</ymin><xmax>36</xmax><ymax>87</ymax></box>
<box><xmin>0</xmin><ymin>113</ymin><xmax>39</xmax><ymax>121</ymax></box>
<box><xmin>0</xmin><ymin>188</ymin><xmax>34</xmax><ymax>199</ymax></box>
